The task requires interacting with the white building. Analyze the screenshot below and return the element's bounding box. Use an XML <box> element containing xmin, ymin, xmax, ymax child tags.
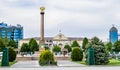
<box><xmin>18</xmin><ymin>33</ymin><xmax>83</xmax><ymax>50</ymax></box>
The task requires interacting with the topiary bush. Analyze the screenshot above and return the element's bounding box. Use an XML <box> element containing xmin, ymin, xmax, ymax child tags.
<box><xmin>71</xmin><ymin>47</ymin><xmax>83</xmax><ymax>61</ymax></box>
<box><xmin>39</xmin><ymin>50</ymin><xmax>57</xmax><ymax>66</ymax></box>
<box><xmin>8</xmin><ymin>47</ymin><xmax>17</xmax><ymax>62</ymax></box>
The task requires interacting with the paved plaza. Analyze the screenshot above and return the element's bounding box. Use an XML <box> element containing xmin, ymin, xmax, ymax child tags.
<box><xmin>57</xmin><ymin>60</ymin><xmax>85</xmax><ymax>67</ymax></box>
<box><xmin>1</xmin><ymin>67</ymin><xmax>120</xmax><ymax>70</ymax></box>
<box><xmin>4</xmin><ymin>60</ymin><xmax>119</xmax><ymax>70</ymax></box>
<box><xmin>11</xmin><ymin>61</ymin><xmax>39</xmax><ymax>68</ymax></box>
<box><xmin>11</xmin><ymin>60</ymin><xmax>85</xmax><ymax>68</ymax></box>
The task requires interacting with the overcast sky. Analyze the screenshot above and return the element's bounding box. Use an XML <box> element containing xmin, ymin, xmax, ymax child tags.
<box><xmin>0</xmin><ymin>0</ymin><xmax>120</xmax><ymax>42</ymax></box>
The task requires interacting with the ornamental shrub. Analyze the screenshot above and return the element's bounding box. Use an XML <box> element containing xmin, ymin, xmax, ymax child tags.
<box><xmin>71</xmin><ymin>47</ymin><xmax>83</xmax><ymax>61</ymax></box>
<box><xmin>39</xmin><ymin>50</ymin><xmax>57</xmax><ymax>66</ymax></box>
<box><xmin>8</xmin><ymin>47</ymin><xmax>17</xmax><ymax>62</ymax></box>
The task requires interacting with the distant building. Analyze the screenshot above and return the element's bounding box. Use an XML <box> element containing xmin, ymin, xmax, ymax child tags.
<box><xmin>18</xmin><ymin>33</ymin><xmax>83</xmax><ymax>50</ymax></box>
<box><xmin>109</xmin><ymin>25</ymin><xmax>118</xmax><ymax>44</ymax></box>
<box><xmin>0</xmin><ymin>22</ymin><xmax>23</xmax><ymax>47</ymax></box>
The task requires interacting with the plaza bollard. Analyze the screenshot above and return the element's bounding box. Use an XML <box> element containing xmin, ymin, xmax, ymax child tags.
<box><xmin>87</xmin><ymin>47</ymin><xmax>95</xmax><ymax>65</ymax></box>
<box><xmin>1</xmin><ymin>47</ymin><xmax>9</xmax><ymax>66</ymax></box>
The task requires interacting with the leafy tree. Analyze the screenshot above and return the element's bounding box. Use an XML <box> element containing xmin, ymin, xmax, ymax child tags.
<box><xmin>0</xmin><ymin>39</ymin><xmax>5</xmax><ymax>51</ymax></box>
<box><xmin>8</xmin><ymin>47</ymin><xmax>17</xmax><ymax>62</ymax></box>
<box><xmin>71</xmin><ymin>47</ymin><xmax>83</xmax><ymax>61</ymax></box>
<box><xmin>2</xmin><ymin>38</ymin><xmax>9</xmax><ymax>46</ymax></box>
<box><xmin>52</xmin><ymin>45</ymin><xmax>61</xmax><ymax>53</ymax></box>
<box><xmin>71</xmin><ymin>40</ymin><xmax>80</xmax><ymax>47</ymax></box>
<box><xmin>20</xmin><ymin>43</ymin><xmax>30</xmax><ymax>52</ymax></box>
<box><xmin>29</xmin><ymin>38</ymin><xmax>39</xmax><ymax>53</ymax></box>
<box><xmin>105</xmin><ymin>42</ymin><xmax>112</xmax><ymax>52</ymax></box>
<box><xmin>82</xmin><ymin>37</ymin><xmax>88</xmax><ymax>51</ymax></box>
<box><xmin>8</xmin><ymin>40</ymin><xmax>17</xmax><ymax>48</ymax></box>
<box><xmin>113</xmin><ymin>40</ymin><xmax>120</xmax><ymax>52</ymax></box>
<box><xmin>64</xmin><ymin>44</ymin><xmax>72</xmax><ymax>53</ymax></box>
<box><xmin>85</xmin><ymin>37</ymin><xmax>109</xmax><ymax>65</ymax></box>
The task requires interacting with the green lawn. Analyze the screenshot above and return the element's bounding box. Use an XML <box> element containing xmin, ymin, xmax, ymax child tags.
<box><xmin>107</xmin><ymin>59</ymin><xmax>120</xmax><ymax>66</ymax></box>
<box><xmin>0</xmin><ymin>61</ymin><xmax>16</xmax><ymax>67</ymax></box>
<box><xmin>74</xmin><ymin>61</ymin><xmax>86</xmax><ymax>65</ymax></box>
<box><xmin>75</xmin><ymin>59</ymin><xmax>120</xmax><ymax>66</ymax></box>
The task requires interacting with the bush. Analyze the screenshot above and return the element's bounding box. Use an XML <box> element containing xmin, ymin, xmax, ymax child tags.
<box><xmin>64</xmin><ymin>45</ymin><xmax>72</xmax><ymax>53</ymax></box>
<box><xmin>8</xmin><ymin>47</ymin><xmax>17</xmax><ymax>62</ymax></box>
<box><xmin>52</xmin><ymin>46</ymin><xmax>61</xmax><ymax>53</ymax></box>
<box><xmin>71</xmin><ymin>47</ymin><xmax>83</xmax><ymax>61</ymax></box>
<box><xmin>39</xmin><ymin>50</ymin><xmax>57</xmax><ymax>66</ymax></box>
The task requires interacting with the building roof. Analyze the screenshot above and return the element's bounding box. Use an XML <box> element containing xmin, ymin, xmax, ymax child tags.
<box><xmin>20</xmin><ymin>33</ymin><xmax>84</xmax><ymax>41</ymax></box>
<box><xmin>20</xmin><ymin>37</ymin><xmax>83</xmax><ymax>41</ymax></box>
<box><xmin>53</xmin><ymin>33</ymin><xmax>68</xmax><ymax>40</ymax></box>
<box><xmin>110</xmin><ymin>26</ymin><xmax>118</xmax><ymax>32</ymax></box>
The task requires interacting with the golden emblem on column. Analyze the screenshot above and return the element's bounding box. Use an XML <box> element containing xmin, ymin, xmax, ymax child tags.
<box><xmin>40</xmin><ymin>7</ymin><xmax>45</xmax><ymax>12</ymax></box>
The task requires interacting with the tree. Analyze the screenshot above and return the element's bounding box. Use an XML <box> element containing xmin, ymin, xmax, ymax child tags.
<box><xmin>8</xmin><ymin>40</ymin><xmax>17</xmax><ymax>48</ymax></box>
<box><xmin>105</xmin><ymin>42</ymin><xmax>112</xmax><ymax>52</ymax></box>
<box><xmin>64</xmin><ymin>44</ymin><xmax>72</xmax><ymax>53</ymax></box>
<box><xmin>29</xmin><ymin>38</ymin><xmax>39</xmax><ymax>53</ymax></box>
<box><xmin>2</xmin><ymin>38</ymin><xmax>9</xmax><ymax>46</ymax></box>
<box><xmin>0</xmin><ymin>39</ymin><xmax>5</xmax><ymax>51</ymax></box>
<box><xmin>82</xmin><ymin>37</ymin><xmax>88</xmax><ymax>51</ymax></box>
<box><xmin>20</xmin><ymin>43</ymin><xmax>30</xmax><ymax>52</ymax></box>
<box><xmin>8</xmin><ymin>47</ymin><xmax>17</xmax><ymax>62</ymax></box>
<box><xmin>85</xmin><ymin>37</ymin><xmax>109</xmax><ymax>65</ymax></box>
<box><xmin>44</xmin><ymin>46</ymin><xmax>50</xmax><ymax>50</ymax></box>
<box><xmin>113</xmin><ymin>40</ymin><xmax>120</xmax><ymax>52</ymax></box>
<box><xmin>71</xmin><ymin>47</ymin><xmax>83</xmax><ymax>61</ymax></box>
<box><xmin>52</xmin><ymin>45</ymin><xmax>61</xmax><ymax>53</ymax></box>
<box><xmin>71</xmin><ymin>40</ymin><xmax>80</xmax><ymax>47</ymax></box>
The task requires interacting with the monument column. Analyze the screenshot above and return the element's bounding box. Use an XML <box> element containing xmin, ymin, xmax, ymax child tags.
<box><xmin>40</xmin><ymin>7</ymin><xmax>45</xmax><ymax>44</ymax></box>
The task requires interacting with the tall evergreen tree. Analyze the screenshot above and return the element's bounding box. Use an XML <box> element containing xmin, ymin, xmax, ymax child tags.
<box><xmin>71</xmin><ymin>40</ymin><xmax>80</xmax><ymax>47</ymax></box>
<box><xmin>20</xmin><ymin>43</ymin><xmax>30</xmax><ymax>52</ymax></box>
<box><xmin>82</xmin><ymin>37</ymin><xmax>88</xmax><ymax>51</ymax></box>
<box><xmin>29</xmin><ymin>38</ymin><xmax>39</xmax><ymax>53</ymax></box>
<box><xmin>85</xmin><ymin>37</ymin><xmax>109</xmax><ymax>65</ymax></box>
<box><xmin>0</xmin><ymin>39</ymin><xmax>5</xmax><ymax>51</ymax></box>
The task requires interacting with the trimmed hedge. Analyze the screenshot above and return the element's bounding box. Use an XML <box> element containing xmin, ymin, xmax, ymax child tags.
<box><xmin>39</xmin><ymin>50</ymin><xmax>57</xmax><ymax>66</ymax></box>
<box><xmin>8</xmin><ymin>47</ymin><xmax>17</xmax><ymax>62</ymax></box>
<box><xmin>71</xmin><ymin>47</ymin><xmax>83</xmax><ymax>61</ymax></box>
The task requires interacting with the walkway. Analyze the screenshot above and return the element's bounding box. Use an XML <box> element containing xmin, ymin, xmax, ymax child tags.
<box><xmin>2</xmin><ymin>67</ymin><xmax>120</xmax><ymax>70</ymax></box>
<box><xmin>11</xmin><ymin>61</ymin><xmax>39</xmax><ymax>68</ymax></box>
<box><xmin>57</xmin><ymin>60</ymin><xmax>85</xmax><ymax>67</ymax></box>
<box><xmin>11</xmin><ymin>60</ymin><xmax>85</xmax><ymax>68</ymax></box>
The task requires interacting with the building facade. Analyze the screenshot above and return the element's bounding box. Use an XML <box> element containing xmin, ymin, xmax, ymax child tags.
<box><xmin>0</xmin><ymin>22</ymin><xmax>23</xmax><ymax>47</ymax></box>
<box><xmin>109</xmin><ymin>25</ymin><xmax>118</xmax><ymax>44</ymax></box>
<box><xmin>18</xmin><ymin>33</ymin><xmax>83</xmax><ymax>50</ymax></box>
